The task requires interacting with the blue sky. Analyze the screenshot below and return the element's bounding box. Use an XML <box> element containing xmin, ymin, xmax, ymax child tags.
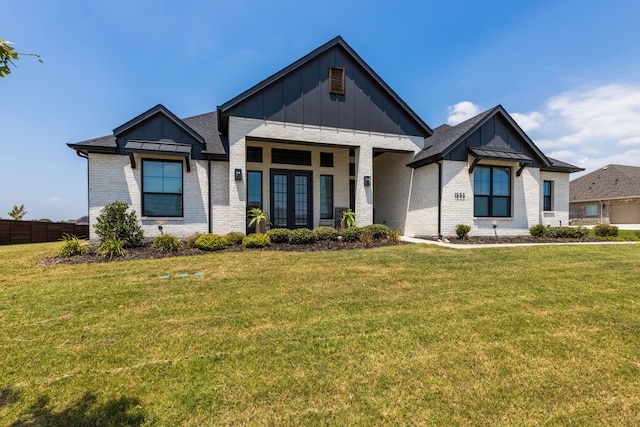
<box><xmin>2</xmin><ymin>0</ymin><xmax>640</xmax><ymax>221</ymax></box>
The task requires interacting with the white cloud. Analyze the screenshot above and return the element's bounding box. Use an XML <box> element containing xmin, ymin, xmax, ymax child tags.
<box><xmin>514</xmin><ymin>84</ymin><xmax>640</xmax><ymax>174</ymax></box>
<box><xmin>511</xmin><ymin>111</ymin><xmax>543</xmax><ymax>132</ymax></box>
<box><xmin>447</xmin><ymin>101</ymin><xmax>480</xmax><ymax>125</ymax></box>
<box><xmin>47</xmin><ymin>196</ymin><xmax>63</xmax><ymax>203</ymax></box>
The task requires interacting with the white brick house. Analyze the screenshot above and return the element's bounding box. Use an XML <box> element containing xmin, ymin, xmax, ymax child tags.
<box><xmin>68</xmin><ymin>36</ymin><xmax>582</xmax><ymax>241</ymax></box>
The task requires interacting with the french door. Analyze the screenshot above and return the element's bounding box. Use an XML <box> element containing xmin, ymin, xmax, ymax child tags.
<box><xmin>270</xmin><ymin>170</ymin><xmax>313</xmax><ymax>229</ymax></box>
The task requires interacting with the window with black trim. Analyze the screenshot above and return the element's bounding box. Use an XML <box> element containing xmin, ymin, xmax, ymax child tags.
<box><xmin>272</xmin><ymin>148</ymin><xmax>311</xmax><ymax>166</ymax></box>
<box><xmin>474</xmin><ymin>165</ymin><xmax>511</xmax><ymax>217</ymax></box>
<box><xmin>142</xmin><ymin>159</ymin><xmax>183</xmax><ymax>217</ymax></box>
<box><xmin>247</xmin><ymin>146</ymin><xmax>263</xmax><ymax>163</ymax></box>
<box><xmin>320</xmin><ymin>175</ymin><xmax>334</xmax><ymax>219</ymax></box>
<box><xmin>320</xmin><ymin>152</ymin><xmax>334</xmax><ymax>167</ymax></box>
<box><xmin>543</xmin><ymin>180</ymin><xmax>554</xmax><ymax>211</ymax></box>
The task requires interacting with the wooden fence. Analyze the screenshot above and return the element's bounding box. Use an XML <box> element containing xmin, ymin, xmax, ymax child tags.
<box><xmin>0</xmin><ymin>220</ymin><xmax>89</xmax><ymax>245</ymax></box>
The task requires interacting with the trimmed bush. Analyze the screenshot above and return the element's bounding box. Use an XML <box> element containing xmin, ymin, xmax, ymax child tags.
<box><xmin>341</xmin><ymin>226</ymin><xmax>362</xmax><ymax>242</ymax></box>
<box><xmin>151</xmin><ymin>234</ymin><xmax>182</xmax><ymax>253</ymax></box>
<box><xmin>186</xmin><ymin>232</ymin><xmax>203</xmax><ymax>248</ymax></box>
<box><xmin>315</xmin><ymin>226</ymin><xmax>339</xmax><ymax>241</ymax></box>
<box><xmin>593</xmin><ymin>224</ymin><xmax>619</xmax><ymax>237</ymax></box>
<box><xmin>289</xmin><ymin>228</ymin><xmax>317</xmax><ymax>245</ymax></box>
<box><xmin>243</xmin><ymin>233</ymin><xmax>271</xmax><ymax>248</ymax></box>
<box><xmin>388</xmin><ymin>229</ymin><xmax>402</xmax><ymax>244</ymax></box>
<box><xmin>266</xmin><ymin>228</ymin><xmax>292</xmax><ymax>244</ymax></box>
<box><xmin>225</xmin><ymin>231</ymin><xmax>246</xmax><ymax>246</ymax></box>
<box><xmin>455</xmin><ymin>224</ymin><xmax>471</xmax><ymax>239</ymax></box>
<box><xmin>58</xmin><ymin>234</ymin><xmax>85</xmax><ymax>257</ymax></box>
<box><xmin>529</xmin><ymin>224</ymin><xmax>547</xmax><ymax>237</ymax></box>
<box><xmin>361</xmin><ymin>224</ymin><xmax>391</xmax><ymax>239</ymax></box>
<box><xmin>194</xmin><ymin>234</ymin><xmax>228</xmax><ymax>251</ymax></box>
<box><xmin>97</xmin><ymin>237</ymin><xmax>127</xmax><ymax>259</ymax></box>
<box><xmin>545</xmin><ymin>226</ymin><xmax>588</xmax><ymax>238</ymax></box>
<box><xmin>94</xmin><ymin>201</ymin><xmax>144</xmax><ymax>248</ymax></box>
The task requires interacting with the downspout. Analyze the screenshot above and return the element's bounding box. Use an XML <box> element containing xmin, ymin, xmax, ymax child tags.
<box><xmin>208</xmin><ymin>160</ymin><xmax>212</xmax><ymax>234</ymax></box>
<box><xmin>437</xmin><ymin>160</ymin><xmax>443</xmax><ymax>239</ymax></box>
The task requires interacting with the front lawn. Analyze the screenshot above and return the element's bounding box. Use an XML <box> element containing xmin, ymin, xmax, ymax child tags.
<box><xmin>1</xmin><ymin>242</ymin><xmax>639</xmax><ymax>425</ymax></box>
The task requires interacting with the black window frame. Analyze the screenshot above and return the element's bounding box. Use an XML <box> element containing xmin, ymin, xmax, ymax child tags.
<box><xmin>246</xmin><ymin>170</ymin><xmax>263</xmax><ymax>233</ymax></box>
<box><xmin>543</xmin><ymin>180</ymin><xmax>554</xmax><ymax>211</ymax></box>
<box><xmin>247</xmin><ymin>146</ymin><xmax>263</xmax><ymax>163</ymax></box>
<box><xmin>473</xmin><ymin>165</ymin><xmax>512</xmax><ymax>218</ymax></box>
<box><xmin>320</xmin><ymin>152</ymin><xmax>334</xmax><ymax>168</ymax></box>
<box><xmin>142</xmin><ymin>158</ymin><xmax>184</xmax><ymax>217</ymax></box>
<box><xmin>271</xmin><ymin>148</ymin><xmax>312</xmax><ymax>166</ymax></box>
<box><xmin>320</xmin><ymin>175</ymin><xmax>334</xmax><ymax>219</ymax></box>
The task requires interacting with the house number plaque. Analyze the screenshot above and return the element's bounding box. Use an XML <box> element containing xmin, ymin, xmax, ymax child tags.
<box><xmin>455</xmin><ymin>192</ymin><xmax>466</xmax><ymax>200</ymax></box>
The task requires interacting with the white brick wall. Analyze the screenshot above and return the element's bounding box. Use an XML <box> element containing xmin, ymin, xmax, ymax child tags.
<box><xmin>88</xmin><ymin>153</ymin><xmax>210</xmax><ymax>241</ymax></box>
<box><xmin>405</xmin><ymin>163</ymin><xmax>440</xmax><ymax>237</ymax></box>
<box><xmin>540</xmin><ymin>171</ymin><xmax>570</xmax><ymax>227</ymax></box>
<box><xmin>373</xmin><ymin>151</ymin><xmax>414</xmax><ymax>233</ymax></box>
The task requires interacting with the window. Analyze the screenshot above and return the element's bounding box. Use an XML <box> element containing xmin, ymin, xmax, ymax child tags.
<box><xmin>320</xmin><ymin>152</ymin><xmax>334</xmax><ymax>167</ymax></box>
<box><xmin>474</xmin><ymin>165</ymin><xmax>511</xmax><ymax>217</ymax></box>
<box><xmin>543</xmin><ymin>181</ymin><xmax>554</xmax><ymax>211</ymax></box>
<box><xmin>272</xmin><ymin>148</ymin><xmax>312</xmax><ymax>166</ymax></box>
<box><xmin>585</xmin><ymin>204</ymin><xmax>599</xmax><ymax>217</ymax></box>
<box><xmin>329</xmin><ymin>66</ymin><xmax>345</xmax><ymax>95</ymax></box>
<box><xmin>247</xmin><ymin>146</ymin><xmax>263</xmax><ymax>163</ymax></box>
<box><xmin>247</xmin><ymin>171</ymin><xmax>262</xmax><ymax>233</ymax></box>
<box><xmin>320</xmin><ymin>175</ymin><xmax>333</xmax><ymax>219</ymax></box>
<box><xmin>142</xmin><ymin>160</ymin><xmax>183</xmax><ymax>217</ymax></box>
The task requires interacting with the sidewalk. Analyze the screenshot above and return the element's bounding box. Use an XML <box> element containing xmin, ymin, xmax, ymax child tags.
<box><xmin>400</xmin><ymin>236</ymin><xmax>640</xmax><ymax>249</ymax></box>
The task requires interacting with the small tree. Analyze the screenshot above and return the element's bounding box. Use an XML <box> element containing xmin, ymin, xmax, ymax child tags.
<box><xmin>7</xmin><ymin>204</ymin><xmax>27</xmax><ymax>220</ymax></box>
<box><xmin>94</xmin><ymin>201</ymin><xmax>144</xmax><ymax>247</ymax></box>
<box><xmin>247</xmin><ymin>208</ymin><xmax>271</xmax><ymax>234</ymax></box>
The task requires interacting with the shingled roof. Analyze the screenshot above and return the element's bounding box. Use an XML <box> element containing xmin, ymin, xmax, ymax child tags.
<box><xmin>570</xmin><ymin>164</ymin><xmax>640</xmax><ymax>202</ymax></box>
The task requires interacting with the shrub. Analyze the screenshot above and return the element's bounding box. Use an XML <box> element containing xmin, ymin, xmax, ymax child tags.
<box><xmin>266</xmin><ymin>228</ymin><xmax>291</xmax><ymax>244</ymax></box>
<box><xmin>455</xmin><ymin>224</ymin><xmax>471</xmax><ymax>239</ymax></box>
<box><xmin>341</xmin><ymin>226</ymin><xmax>362</xmax><ymax>242</ymax></box>
<box><xmin>243</xmin><ymin>233</ymin><xmax>271</xmax><ymax>248</ymax></box>
<box><xmin>97</xmin><ymin>237</ymin><xmax>127</xmax><ymax>259</ymax></box>
<box><xmin>186</xmin><ymin>232</ymin><xmax>203</xmax><ymax>248</ymax></box>
<box><xmin>545</xmin><ymin>226</ymin><xmax>588</xmax><ymax>238</ymax></box>
<box><xmin>151</xmin><ymin>234</ymin><xmax>182</xmax><ymax>253</ymax></box>
<box><xmin>288</xmin><ymin>228</ymin><xmax>317</xmax><ymax>245</ymax></box>
<box><xmin>388</xmin><ymin>229</ymin><xmax>402</xmax><ymax>244</ymax></box>
<box><xmin>58</xmin><ymin>233</ymin><xmax>85</xmax><ymax>257</ymax></box>
<box><xmin>593</xmin><ymin>224</ymin><xmax>619</xmax><ymax>237</ymax></box>
<box><xmin>341</xmin><ymin>209</ymin><xmax>356</xmax><ymax>228</ymax></box>
<box><xmin>361</xmin><ymin>224</ymin><xmax>391</xmax><ymax>239</ymax></box>
<box><xmin>94</xmin><ymin>201</ymin><xmax>143</xmax><ymax>247</ymax></box>
<box><xmin>359</xmin><ymin>230</ymin><xmax>373</xmax><ymax>246</ymax></box>
<box><xmin>194</xmin><ymin>234</ymin><xmax>228</xmax><ymax>251</ymax></box>
<box><xmin>225</xmin><ymin>231</ymin><xmax>246</xmax><ymax>246</ymax></box>
<box><xmin>529</xmin><ymin>224</ymin><xmax>547</xmax><ymax>237</ymax></box>
<box><xmin>315</xmin><ymin>226</ymin><xmax>339</xmax><ymax>241</ymax></box>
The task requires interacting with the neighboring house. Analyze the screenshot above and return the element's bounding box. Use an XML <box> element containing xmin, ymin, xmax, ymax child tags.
<box><xmin>68</xmin><ymin>36</ymin><xmax>582</xmax><ymax>240</ymax></box>
<box><xmin>570</xmin><ymin>164</ymin><xmax>640</xmax><ymax>225</ymax></box>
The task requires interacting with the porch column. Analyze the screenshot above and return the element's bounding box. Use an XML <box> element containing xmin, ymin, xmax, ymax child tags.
<box><xmin>228</xmin><ymin>131</ymin><xmax>247</xmax><ymax>233</ymax></box>
<box><xmin>355</xmin><ymin>145</ymin><xmax>373</xmax><ymax>226</ymax></box>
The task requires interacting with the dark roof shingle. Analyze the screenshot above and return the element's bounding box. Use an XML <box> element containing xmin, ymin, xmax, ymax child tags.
<box><xmin>570</xmin><ymin>164</ymin><xmax>640</xmax><ymax>201</ymax></box>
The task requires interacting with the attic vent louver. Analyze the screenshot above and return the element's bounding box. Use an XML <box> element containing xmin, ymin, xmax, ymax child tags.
<box><xmin>329</xmin><ymin>66</ymin><xmax>345</xmax><ymax>95</ymax></box>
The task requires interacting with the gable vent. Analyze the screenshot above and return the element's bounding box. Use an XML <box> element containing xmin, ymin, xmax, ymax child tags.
<box><xmin>329</xmin><ymin>66</ymin><xmax>345</xmax><ymax>95</ymax></box>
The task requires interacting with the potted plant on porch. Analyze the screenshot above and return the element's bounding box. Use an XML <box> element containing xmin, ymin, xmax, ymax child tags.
<box><xmin>247</xmin><ymin>208</ymin><xmax>271</xmax><ymax>234</ymax></box>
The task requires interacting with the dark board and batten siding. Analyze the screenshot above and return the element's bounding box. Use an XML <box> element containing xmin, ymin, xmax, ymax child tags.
<box><xmin>447</xmin><ymin>115</ymin><xmax>543</xmax><ymax>167</ymax></box>
<box><xmin>225</xmin><ymin>45</ymin><xmax>426</xmax><ymax>137</ymax></box>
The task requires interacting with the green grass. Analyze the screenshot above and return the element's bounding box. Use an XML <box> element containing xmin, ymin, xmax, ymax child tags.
<box><xmin>1</xmin><ymin>241</ymin><xmax>640</xmax><ymax>425</ymax></box>
<box><xmin>588</xmin><ymin>228</ymin><xmax>640</xmax><ymax>241</ymax></box>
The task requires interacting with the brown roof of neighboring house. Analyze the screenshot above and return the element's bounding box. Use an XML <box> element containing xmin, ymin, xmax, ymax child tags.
<box><xmin>570</xmin><ymin>164</ymin><xmax>640</xmax><ymax>202</ymax></box>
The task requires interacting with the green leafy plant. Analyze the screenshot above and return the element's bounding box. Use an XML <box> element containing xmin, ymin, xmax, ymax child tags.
<box><xmin>594</xmin><ymin>224</ymin><xmax>619</xmax><ymax>237</ymax></box>
<box><xmin>225</xmin><ymin>231</ymin><xmax>246</xmax><ymax>246</ymax></box>
<box><xmin>242</xmin><ymin>233</ymin><xmax>271</xmax><ymax>248</ymax></box>
<box><xmin>186</xmin><ymin>232</ymin><xmax>204</xmax><ymax>248</ymax></box>
<box><xmin>247</xmin><ymin>208</ymin><xmax>271</xmax><ymax>234</ymax></box>
<box><xmin>341</xmin><ymin>209</ymin><xmax>356</xmax><ymax>228</ymax></box>
<box><xmin>341</xmin><ymin>226</ymin><xmax>362</xmax><ymax>242</ymax></box>
<box><xmin>151</xmin><ymin>234</ymin><xmax>183</xmax><ymax>253</ymax></box>
<box><xmin>544</xmin><ymin>226</ymin><xmax>588</xmax><ymax>238</ymax></box>
<box><xmin>97</xmin><ymin>237</ymin><xmax>127</xmax><ymax>259</ymax></box>
<box><xmin>7</xmin><ymin>204</ymin><xmax>27</xmax><ymax>221</ymax></box>
<box><xmin>361</xmin><ymin>224</ymin><xmax>391</xmax><ymax>239</ymax></box>
<box><xmin>266</xmin><ymin>228</ymin><xmax>292</xmax><ymax>244</ymax></box>
<box><xmin>529</xmin><ymin>224</ymin><xmax>547</xmax><ymax>237</ymax></box>
<box><xmin>455</xmin><ymin>224</ymin><xmax>471</xmax><ymax>239</ymax></box>
<box><xmin>315</xmin><ymin>226</ymin><xmax>339</xmax><ymax>241</ymax></box>
<box><xmin>288</xmin><ymin>228</ymin><xmax>317</xmax><ymax>245</ymax></box>
<box><xmin>57</xmin><ymin>233</ymin><xmax>85</xmax><ymax>257</ymax></box>
<box><xmin>94</xmin><ymin>201</ymin><xmax>144</xmax><ymax>247</ymax></box>
<box><xmin>194</xmin><ymin>234</ymin><xmax>228</xmax><ymax>251</ymax></box>
<box><xmin>388</xmin><ymin>229</ymin><xmax>402</xmax><ymax>244</ymax></box>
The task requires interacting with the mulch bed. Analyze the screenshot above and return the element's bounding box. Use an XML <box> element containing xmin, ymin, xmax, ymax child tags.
<box><xmin>42</xmin><ymin>238</ymin><xmax>403</xmax><ymax>266</ymax></box>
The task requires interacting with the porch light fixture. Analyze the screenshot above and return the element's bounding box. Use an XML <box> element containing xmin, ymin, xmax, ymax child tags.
<box><xmin>234</xmin><ymin>168</ymin><xmax>243</xmax><ymax>181</ymax></box>
<box><xmin>364</xmin><ymin>176</ymin><xmax>371</xmax><ymax>186</ymax></box>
